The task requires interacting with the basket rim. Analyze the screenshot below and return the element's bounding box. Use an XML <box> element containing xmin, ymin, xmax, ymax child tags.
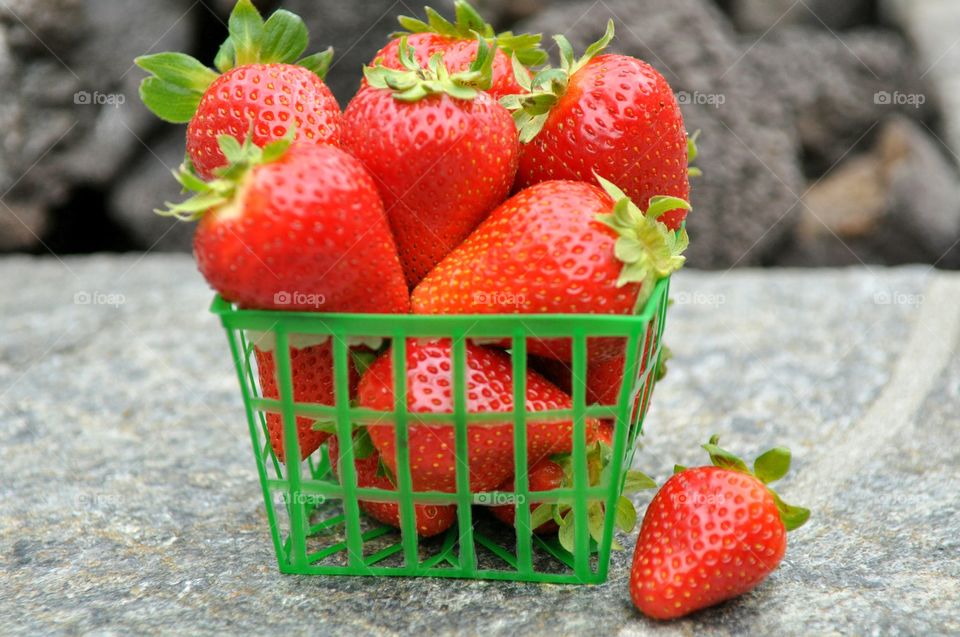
<box><xmin>209</xmin><ymin>277</ymin><xmax>669</xmax><ymax>331</ymax></box>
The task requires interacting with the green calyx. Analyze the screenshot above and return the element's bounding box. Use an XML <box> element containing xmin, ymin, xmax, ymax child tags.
<box><xmin>688</xmin><ymin>130</ymin><xmax>703</xmax><ymax>177</ymax></box>
<box><xmin>136</xmin><ymin>0</ymin><xmax>333</xmax><ymax>123</ymax></box>
<box><xmin>156</xmin><ymin>130</ymin><xmax>292</xmax><ymax>221</ymax></box>
<box><xmin>593</xmin><ymin>174</ymin><xmax>690</xmax><ymax>313</ymax></box>
<box><xmin>700</xmin><ymin>435</ymin><xmax>811</xmax><ymax>532</ymax></box>
<box><xmin>394</xmin><ymin>0</ymin><xmax>547</xmax><ymax>67</ymax></box>
<box><xmin>529</xmin><ymin>440</ymin><xmax>656</xmax><ymax>553</ymax></box>
<box><xmin>364</xmin><ymin>35</ymin><xmax>495</xmax><ymax>102</ymax></box>
<box><xmin>500</xmin><ymin>19</ymin><xmax>615</xmax><ymax>142</ymax></box>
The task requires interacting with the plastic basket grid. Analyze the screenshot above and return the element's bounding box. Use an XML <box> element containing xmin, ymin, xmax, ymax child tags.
<box><xmin>212</xmin><ymin>277</ymin><xmax>671</xmax><ymax>584</ymax></box>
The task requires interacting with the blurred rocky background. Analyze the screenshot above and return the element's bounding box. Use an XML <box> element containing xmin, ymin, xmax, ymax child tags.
<box><xmin>0</xmin><ymin>0</ymin><xmax>957</xmax><ymax>268</ymax></box>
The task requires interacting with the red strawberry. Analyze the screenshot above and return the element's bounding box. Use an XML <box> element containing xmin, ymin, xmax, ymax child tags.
<box><xmin>159</xmin><ymin>137</ymin><xmax>410</xmax><ymax>314</ymax></box>
<box><xmin>490</xmin><ymin>441</ymin><xmax>655</xmax><ymax>550</ymax></box>
<box><xmin>328</xmin><ymin>431</ymin><xmax>456</xmax><ymax>537</ymax></box>
<box><xmin>490</xmin><ymin>460</ymin><xmax>565</xmax><ymax>534</ymax></box>
<box><xmin>368</xmin><ymin>1</ymin><xmax>547</xmax><ymax>100</ymax></box>
<box><xmin>251</xmin><ymin>337</ymin><xmax>365</xmax><ymax>463</ymax></box>
<box><xmin>411</xmin><ymin>178</ymin><xmax>689</xmax><ymax>360</ymax></box>
<box><xmin>503</xmin><ymin>21</ymin><xmax>691</xmax><ymax>231</ymax></box>
<box><xmin>137</xmin><ymin>0</ymin><xmax>341</xmax><ymax>179</ymax></box>
<box><xmin>357</xmin><ymin>339</ymin><xmax>601</xmax><ymax>494</ymax></box>
<box><xmin>631</xmin><ymin>437</ymin><xmax>810</xmax><ymax>620</ymax></box>
<box><xmin>343</xmin><ymin>38</ymin><xmax>519</xmax><ymax>286</ymax></box>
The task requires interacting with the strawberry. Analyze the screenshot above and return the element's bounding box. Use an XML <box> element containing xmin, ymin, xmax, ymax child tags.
<box><xmin>489</xmin><ymin>441</ymin><xmax>655</xmax><ymax>550</ymax></box>
<box><xmin>368</xmin><ymin>0</ymin><xmax>547</xmax><ymax>100</ymax></box>
<box><xmin>137</xmin><ymin>0</ymin><xmax>341</xmax><ymax>179</ymax></box>
<box><xmin>158</xmin><ymin>135</ymin><xmax>410</xmax><ymax>314</ymax></box>
<box><xmin>630</xmin><ymin>437</ymin><xmax>810</xmax><ymax>620</ymax></box>
<box><xmin>357</xmin><ymin>339</ymin><xmax>601</xmax><ymax>494</ymax></box>
<box><xmin>253</xmin><ymin>339</ymin><xmax>335</xmax><ymax>462</ymax></box>
<box><xmin>411</xmin><ymin>178</ymin><xmax>689</xmax><ymax>360</ymax></box>
<box><xmin>342</xmin><ymin>37</ymin><xmax>519</xmax><ymax>286</ymax></box>
<box><xmin>532</xmin><ymin>328</ymin><xmax>669</xmax><ymax>420</ymax></box>
<box><xmin>502</xmin><ymin>21</ymin><xmax>691</xmax><ymax>231</ymax></box>
<box><xmin>250</xmin><ymin>336</ymin><xmax>366</xmax><ymax>463</ymax></box>
<box><xmin>328</xmin><ymin>430</ymin><xmax>456</xmax><ymax>537</ymax></box>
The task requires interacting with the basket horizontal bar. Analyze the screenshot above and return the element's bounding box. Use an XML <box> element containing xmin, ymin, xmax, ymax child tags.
<box><xmin>250</xmin><ymin>400</ymin><xmax>624</xmax><ymax>423</ymax></box>
<box><xmin>268</xmin><ymin>480</ymin><xmax>615</xmax><ymax>503</ymax></box>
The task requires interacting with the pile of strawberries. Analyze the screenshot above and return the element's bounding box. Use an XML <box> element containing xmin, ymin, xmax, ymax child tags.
<box><xmin>138</xmin><ymin>0</ymin><xmax>807</xmax><ymax>621</ymax></box>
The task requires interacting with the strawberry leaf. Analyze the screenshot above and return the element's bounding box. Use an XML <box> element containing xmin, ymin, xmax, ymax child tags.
<box><xmin>230</xmin><ymin>0</ymin><xmax>265</xmax><ymax>66</ymax></box>
<box><xmin>529</xmin><ymin>503</ymin><xmax>555</xmax><ymax>530</ymax></box>
<box><xmin>260</xmin><ymin>9</ymin><xmax>309</xmax><ymax>64</ymax></box>
<box><xmin>558</xmin><ymin>510</ymin><xmax>576</xmax><ymax>553</ymax></box>
<box><xmin>353</xmin><ymin>427</ymin><xmax>376</xmax><ymax>460</ymax></box>
<box><xmin>623</xmin><ymin>470</ymin><xmax>657</xmax><ymax>493</ymax></box>
<box><xmin>135</xmin><ymin>52</ymin><xmax>218</xmax><ymax>92</ymax></box>
<box><xmin>702</xmin><ymin>436</ymin><xmax>751</xmax><ymax>474</ymax></box>
<box><xmin>157</xmin><ymin>129</ymin><xmax>292</xmax><ymax>221</ymax></box>
<box><xmin>688</xmin><ymin>130</ymin><xmax>703</xmax><ymax>177</ymax></box>
<box><xmin>753</xmin><ymin>447</ymin><xmax>791</xmax><ymax>484</ymax></box>
<box><xmin>587</xmin><ymin>501</ymin><xmax>605</xmax><ymax>544</ymax></box>
<box><xmin>311</xmin><ymin>421</ymin><xmax>337</xmax><ymax>434</ymax></box>
<box><xmin>365</xmin><ymin>35</ymin><xmax>493</xmax><ymax>102</ymax></box>
<box><xmin>393</xmin><ymin>1</ymin><xmax>546</xmax><ymax>67</ymax></box>
<box><xmin>138</xmin><ymin>76</ymin><xmax>207</xmax><ymax>124</ymax></box>
<box><xmin>770</xmin><ymin>489</ymin><xmax>811</xmax><ymax>531</ymax></box>
<box><xmin>296</xmin><ymin>48</ymin><xmax>334</xmax><ymax>80</ymax></box>
<box><xmin>594</xmin><ymin>175</ymin><xmax>690</xmax><ymax>312</ymax></box>
<box><xmin>614</xmin><ymin>496</ymin><xmax>638</xmax><ymax>533</ymax></box>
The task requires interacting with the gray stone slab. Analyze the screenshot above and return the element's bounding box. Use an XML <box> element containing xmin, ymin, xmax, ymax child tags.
<box><xmin>0</xmin><ymin>255</ymin><xmax>957</xmax><ymax>635</ymax></box>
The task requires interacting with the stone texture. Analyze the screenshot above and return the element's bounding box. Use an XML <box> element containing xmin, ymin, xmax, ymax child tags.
<box><xmin>1</xmin><ymin>254</ymin><xmax>959</xmax><ymax>635</ymax></box>
<box><xmin>0</xmin><ymin>0</ymin><xmax>194</xmax><ymax>250</ymax></box>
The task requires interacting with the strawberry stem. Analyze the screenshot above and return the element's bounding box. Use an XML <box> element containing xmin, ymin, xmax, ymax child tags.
<box><xmin>500</xmin><ymin>19</ymin><xmax>615</xmax><ymax>142</ymax></box>
<box><xmin>702</xmin><ymin>435</ymin><xmax>811</xmax><ymax>531</ymax></box>
<box><xmin>364</xmin><ymin>35</ymin><xmax>495</xmax><ymax>102</ymax></box>
<box><xmin>592</xmin><ymin>174</ymin><xmax>690</xmax><ymax>313</ymax></box>
<box><xmin>393</xmin><ymin>0</ymin><xmax>548</xmax><ymax>67</ymax></box>
<box><xmin>156</xmin><ymin>128</ymin><xmax>293</xmax><ymax>221</ymax></box>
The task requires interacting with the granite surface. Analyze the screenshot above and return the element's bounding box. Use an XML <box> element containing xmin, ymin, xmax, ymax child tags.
<box><xmin>1</xmin><ymin>255</ymin><xmax>958</xmax><ymax>636</ymax></box>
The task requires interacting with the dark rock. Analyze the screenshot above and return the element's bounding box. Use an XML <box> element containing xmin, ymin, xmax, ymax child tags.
<box><xmin>752</xmin><ymin>26</ymin><xmax>927</xmax><ymax>174</ymax></box>
<box><xmin>728</xmin><ymin>0</ymin><xmax>876</xmax><ymax>32</ymax></box>
<box><xmin>0</xmin><ymin>0</ymin><xmax>195</xmax><ymax>250</ymax></box>
<box><xmin>109</xmin><ymin>129</ymin><xmax>195</xmax><ymax>252</ymax></box>
<box><xmin>519</xmin><ymin>0</ymin><xmax>805</xmax><ymax>268</ymax></box>
<box><xmin>780</xmin><ymin>117</ymin><xmax>960</xmax><ymax>266</ymax></box>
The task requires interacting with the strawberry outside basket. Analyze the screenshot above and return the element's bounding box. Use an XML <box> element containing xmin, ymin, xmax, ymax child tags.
<box><xmin>211</xmin><ymin>276</ymin><xmax>671</xmax><ymax>584</ymax></box>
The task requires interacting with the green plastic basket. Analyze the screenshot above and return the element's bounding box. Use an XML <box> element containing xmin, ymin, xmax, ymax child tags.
<box><xmin>211</xmin><ymin>277</ymin><xmax>671</xmax><ymax>584</ymax></box>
